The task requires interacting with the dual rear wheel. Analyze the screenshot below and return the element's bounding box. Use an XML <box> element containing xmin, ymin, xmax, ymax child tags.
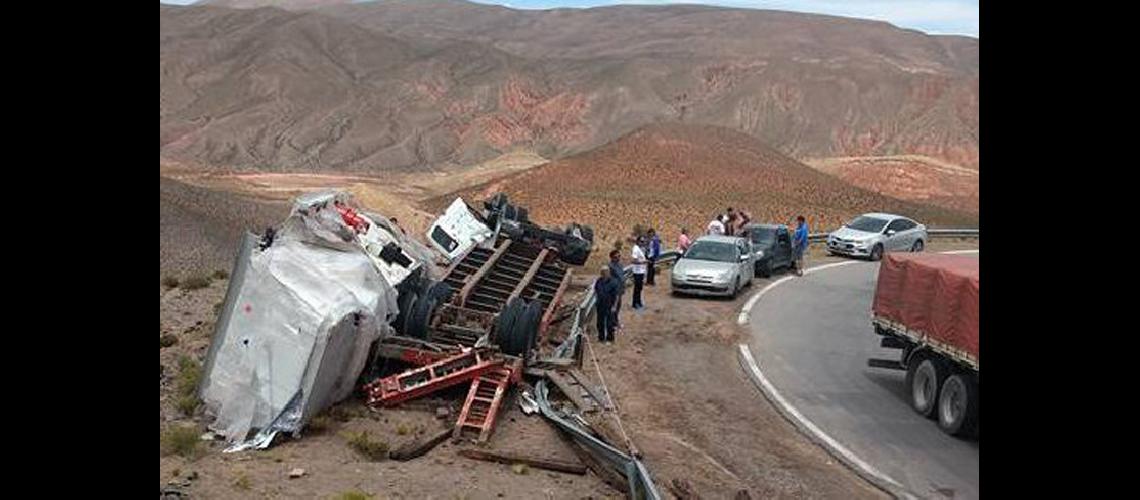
<box><xmin>906</xmin><ymin>353</ymin><xmax>978</xmax><ymax>437</ymax></box>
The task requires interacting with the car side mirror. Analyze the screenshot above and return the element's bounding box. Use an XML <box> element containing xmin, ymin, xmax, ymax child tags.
<box><xmin>739</xmin><ymin>254</ymin><xmax>749</xmax><ymax>262</ymax></box>
<box><xmin>886</xmin><ymin>229</ymin><xmax>896</xmax><ymax>236</ymax></box>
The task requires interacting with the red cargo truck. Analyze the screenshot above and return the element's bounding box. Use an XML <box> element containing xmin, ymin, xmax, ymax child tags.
<box><xmin>868</xmin><ymin>253</ymin><xmax>979</xmax><ymax>437</ymax></box>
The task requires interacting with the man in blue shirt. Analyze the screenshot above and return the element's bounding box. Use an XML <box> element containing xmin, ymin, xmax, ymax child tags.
<box><xmin>594</xmin><ymin>266</ymin><xmax>620</xmax><ymax>344</ymax></box>
<box><xmin>646</xmin><ymin>228</ymin><xmax>662</xmax><ymax>286</ymax></box>
<box><xmin>793</xmin><ymin>215</ymin><xmax>809</xmax><ymax>277</ymax></box>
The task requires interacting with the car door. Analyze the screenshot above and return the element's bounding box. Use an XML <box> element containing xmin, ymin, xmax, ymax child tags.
<box><xmin>776</xmin><ymin>227</ymin><xmax>792</xmax><ymax>266</ymax></box>
<box><xmin>897</xmin><ymin>219</ymin><xmax>918</xmax><ymax>248</ymax></box>
<box><xmin>737</xmin><ymin>240</ymin><xmax>754</xmax><ymax>281</ymax></box>
<box><xmin>884</xmin><ymin>219</ymin><xmax>908</xmax><ymax>251</ymax></box>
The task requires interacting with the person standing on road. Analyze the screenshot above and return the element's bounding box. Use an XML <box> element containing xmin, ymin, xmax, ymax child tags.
<box><xmin>630</xmin><ymin>236</ymin><xmax>648</xmax><ymax>310</ymax></box>
<box><xmin>677</xmin><ymin>228</ymin><xmax>692</xmax><ymax>255</ymax></box>
<box><xmin>793</xmin><ymin>215</ymin><xmax>809</xmax><ymax>277</ymax></box>
<box><xmin>593</xmin><ymin>266</ymin><xmax>619</xmax><ymax>344</ymax></box>
<box><xmin>646</xmin><ymin>228</ymin><xmax>661</xmax><ymax>286</ymax></box>
<box><xmin>608</xmin><ymin>249</ymin><xmax>626</xmax><ymax>329</ymax></box>
<box><xmin>707</xmin><ymin>214</ymin><xmax>725</xmax><ymax>235</ymax></box>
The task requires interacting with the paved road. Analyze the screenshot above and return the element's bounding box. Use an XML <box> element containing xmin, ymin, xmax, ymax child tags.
<box><xmin>746</xmin><ymin>258</ymin><xmax>979</xmax><ymax>500</ymax></box>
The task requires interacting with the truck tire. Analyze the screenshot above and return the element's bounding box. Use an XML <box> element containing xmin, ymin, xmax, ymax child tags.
<box><xmin>559</xmin><ymin>239</ymin><xmax>591</xmax><ymax>266</ymax></box>
<box><xmin>870</xmin><ymin>244</ymin><xmax>884</xmax><ymax>261</ymax></box>
<box><xmin>507</xmin><ymin>300</ymin><xmax>542</xmax><ymax>357</ymax></box>
<box><xmin>912</xmin><ymin>240</ymin><xmax>924</xmax><ymax>252</ymax></box>
<box><xmin>907</xmin><ymin>356</ymin><xmax>946</xmax><ymax>418</ymax></box>
<box><xmin>406</xmin><ymin>293</ymin><xmax>435</xmax><ymax>341</ymax></box>
<box><xmin>394</xmin><ymin>291</ymin><xmax>418</xmax><ymax>336</ymax></box>
<box><xmin>580</xmin><ymin>224</ymin><xmax>594</xmax><ymax>243</ymax></box>
<box><xmin>494</xmin><ymin>297</ymin><xmax>524</xmax><ymax>350</ymax></box>
<box><xmin>937</xmin><ymin>373</ymin><xmax>979</xmax><ymax>437</ymax></box>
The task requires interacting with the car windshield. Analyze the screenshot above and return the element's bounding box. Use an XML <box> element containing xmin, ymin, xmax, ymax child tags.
<box><xmin>846</xmin><ymin>216</ymin><xmax>889</xmax><ymax>233</ymax></box>
<box><xmin>749</xmin><ymin>229</ymin><xmax>776</xmax><ymax>244</ymax></box>
<box><xmin>683</xmin><ymin>241</ymin><xmax>737</xmax><ymax>263</ymax></box>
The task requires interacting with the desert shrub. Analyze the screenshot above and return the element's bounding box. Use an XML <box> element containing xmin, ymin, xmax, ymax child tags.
<box><xmin>212</xmin><ymin>269</ymin><xmax>229</xmax><ymax>280</ymax></box>
<box><xmin>160</xmin><ymin>334</ymin><xmax>179</xmax><ymax>349</ymax></box>
<box><xmin>232</xmin><ymin>472</ymin><xmax>251</xmax><ymax>491</ymax></box>
<box><xmin>343</xmin><ymin>430</ymin><xmax>388</xmax><ymax>461</ymax></box>
<box><xmin>180</xmin><ymin>275</ymin><xmax>212</xmax><ymax>290</ymax></box>
<box><xmin>333</xmin><ymin>491</ymin><xmax>373</xmax><ymax>500</ymax></box>
<box><xmin>175</xmin><ymin>356</ymin><xmax>202</xmax><ymax>415</ymax></box>
<box><xmin>308</xmin><ymin>415</ymin><xmax>334</xmax><ymax>434</ymax></box>
<box><xmin>162</xmin><ymin>276</ymin><xmax>180</xmax><ymax>288</ymax></box>
<box><xmin>160</xmin><ymin>425</ymin><xmax>202</xmax><ymax>458</ymax></box>
<box><xmin>176</xmin><ymin>394</ymin><xmax>200</xmax><ymax>416</ymax></box>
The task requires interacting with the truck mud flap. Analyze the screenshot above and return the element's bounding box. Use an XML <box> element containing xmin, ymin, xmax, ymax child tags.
<box><xmin>867</xmin><ymin>358</ymin><xmax>906</xmax><ymax>371</ymax></box>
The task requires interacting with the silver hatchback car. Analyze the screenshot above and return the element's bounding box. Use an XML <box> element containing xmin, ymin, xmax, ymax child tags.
<box><xmin>827</xmin><ymin>213</ymin><xmax>927</xmax><ymax>261</ymax></box>
<box><xmin>671</xmin><ymin>235</ymin><xmax>755</xmax><ymax>297</ymax></box>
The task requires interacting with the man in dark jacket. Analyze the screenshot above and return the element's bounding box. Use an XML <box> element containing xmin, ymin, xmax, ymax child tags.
<box><xmin>594</xmin><ymin>267</ymin><xmax>620</xmax><ymax>343</ymax></box>
<box><xmin>646</xmin><ymin>229</ymin><xmax>662</xmax><ymax>286</ymax></box>
<box><xmin>608</xmin><ymin>249</ymin><xmax>625</xmax><ymax>329</ymax></box>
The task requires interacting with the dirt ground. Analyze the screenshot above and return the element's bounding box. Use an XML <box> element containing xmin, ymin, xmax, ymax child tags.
<box><xmin>160</xmin><ymin>230</ymin><xmax>976</xmax><ymax>499</ymax></box>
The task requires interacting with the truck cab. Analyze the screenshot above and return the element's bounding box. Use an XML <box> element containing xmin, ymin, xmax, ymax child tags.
<box><xmin>427</xmin><ymin>197</ymin><xmax>496</xmax><ymax>262</ymax></box>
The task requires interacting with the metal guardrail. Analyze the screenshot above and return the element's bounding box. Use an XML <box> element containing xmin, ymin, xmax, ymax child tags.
<box><xmin>545</xmin><ymin>249</ymin><xmax>679</xmax><ymax>499</ymax></box>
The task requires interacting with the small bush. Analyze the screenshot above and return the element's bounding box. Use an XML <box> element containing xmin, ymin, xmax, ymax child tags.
<box><xmin>160</xmin><ymin>334</ymin><xmax>179</xmax><ymax>349</ymax></box>
<box><xmin>162</xmin><ymin>276</ymin><xmax>180</xmax><ymax>289</ymax></box>
<box><xmin>232</xmin><ymin>472</ymin><xmax>251</xmax><ymax>491</ymax></box>
<box><xmin>212</xmin><ymin>269</ymin><xmax>229</xmax><ymax>280</ymax></box>
<box><xmin>308</xmin><ymin>415</ymin><xmax>333</xmax><ymax>434</ymax></box>
<box><xmin>176</xmin><ymin>356</ymin><xmax>202</xmax><ymax>397</ymax></box>
<box><xmin>161</xmin><ymin>425</ymin><xmax>202</xmax><ymax>458</ymax></box>
<box><xmin>176</xmin><ymin>395</ymin><xmax>200</xmax><ymax>416</ymax></box>
<box><xmin>334</xmin><ymin>491</ymin><xmax>373</xmax><ymax>500</ymax></box>
<box><xmin>343</xmin><ymin>430</ymin><xmax>389</xmax><ymax>461</ymax></box>
<box><xmin>511</xmin><ymin>463</ymin><xmax>529</xmax><ymax>475</ymax></box>
<box><xmin>395</xmin><ymin>423</ymin><xmax>410</xmax><ymax>436</ymax></box>
<box><xmin>180</xmin><ymin>275</ymin><xmax>212</xmax><ymax>291</ymax></box>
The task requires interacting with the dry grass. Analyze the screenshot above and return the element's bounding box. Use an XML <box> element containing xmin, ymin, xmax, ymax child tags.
<box><xmin>179</xmin><ymin>275</ymin><xmax>212</xmax><ymax>291</ymax></box>
<box><xmin>333</xmin><ymin>491</ymin><xmax>374</xmax><ymax>500</ymax></box>
<box><xmin>343</xmin><ymin>430</ymin><xmax>389</xmax><ymax>461</ymax></box>
<box><xmin>160</xmin><ymin>334</ymin><xmax>179</xmax><ymax>349</ymax></box>
<box><xmin>175</xmin><ymin>355</ymin><xmax>202</xmax><ymax>416</ymax></box>
<box><xmin>161</xmin><ymin>424</ymin><xmax>202</xmax><ymax>459</ymax></box>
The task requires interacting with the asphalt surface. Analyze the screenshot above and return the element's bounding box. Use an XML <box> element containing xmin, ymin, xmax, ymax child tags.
<box><xmin>746</xmin><ymin>257</ymin><xmax>979</xmax><ymax>500</ymax></box>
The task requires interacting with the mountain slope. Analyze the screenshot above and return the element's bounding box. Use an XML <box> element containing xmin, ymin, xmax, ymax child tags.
<box><xmin>161</xmin><ymin>2</ymin><xmax>978</xmax><ymax>171</ymax></box>
<box><xmin>435</xmin><ymin>123</ymin><xmax>977</xmax><ymax>250</ymax></box>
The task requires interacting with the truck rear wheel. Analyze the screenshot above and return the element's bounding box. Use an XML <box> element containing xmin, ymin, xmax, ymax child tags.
<box><xmin>907</xmin><ymin>356</ymin><xmax>945</xmax><ymax>418</ymax></box>
<box><xmin>938</xmin><ymin>373</ymin><xmax>979</xmax><ymax>437</ymax></box>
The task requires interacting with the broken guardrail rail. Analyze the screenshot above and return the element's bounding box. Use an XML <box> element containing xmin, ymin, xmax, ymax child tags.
<box><xmin>543</xmin><ymin>250</ymin><xmax>680</xmax><ymax>499</ymax></box>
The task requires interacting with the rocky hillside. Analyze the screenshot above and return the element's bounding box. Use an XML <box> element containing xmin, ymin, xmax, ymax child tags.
<box><xmin>161</xmin><ymin>1</ymin><xmax>978</xmax><ymax>172</ymax></box>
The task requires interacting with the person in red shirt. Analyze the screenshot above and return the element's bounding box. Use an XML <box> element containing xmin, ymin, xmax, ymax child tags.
<box><xmin>677</xmin><ymin>228</ymin><xmax>692</xmax><ymax>255</ymax></box>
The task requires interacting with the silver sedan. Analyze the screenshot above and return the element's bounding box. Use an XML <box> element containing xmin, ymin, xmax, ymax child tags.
<box><xmin>827</xmin><ymin>213</ymin><xmax>927</xmax><ymax>261</ymax></box>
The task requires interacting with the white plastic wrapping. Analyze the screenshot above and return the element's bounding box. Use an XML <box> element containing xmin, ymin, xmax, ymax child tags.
<box><xmin>200</xmin><ymin>191</ymin><xmax>400</xmax><ymax>448</ymax></box>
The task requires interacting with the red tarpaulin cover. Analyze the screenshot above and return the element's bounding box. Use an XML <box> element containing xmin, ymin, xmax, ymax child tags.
<box><xmin>872</xmin><ymin>253</ymin><xmax>979</xmax><ymax>364</ymax></box>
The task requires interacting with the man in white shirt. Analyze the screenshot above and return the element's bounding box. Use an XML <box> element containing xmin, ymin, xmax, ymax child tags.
<box><xmin>630</xmin><ymin>236</ymin><xmax>648</xmax><ymax>310</ymax></box>
<box><xmin>706</xmin><ymin>215</ymin><xmax>725</xmax><ymax>236</ymax></box>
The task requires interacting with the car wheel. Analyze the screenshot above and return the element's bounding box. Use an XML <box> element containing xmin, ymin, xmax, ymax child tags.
<box><xmin>759</xmin><ymin>261</ymin><xmax>772</xmax><ymax>278</ymax></box>
<box><xmin>870</xmin><ymin>244</ymin><xmax>884</xmax><ymax>261</ymax></box>
<box><xmin>938</xmin><ymin>373</ymin><xmax>979</xmax><ymax>437</ymax></box>
<box><xmin>730</xmin><ymin>277</ymin><xmax>740</xmax><ymax>298</ymax></box>
<box><xmin>912</xmin><ymin>240</ymin><xmax>924</xmax><ymax>252</ymax></box>
<box><xmin>907</xmin><ymin>355</ymin><xmax>946</xmax><ymax>418</ymax></box>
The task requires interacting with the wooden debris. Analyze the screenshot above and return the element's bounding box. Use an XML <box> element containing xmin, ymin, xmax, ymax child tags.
<box><xmin>388</xmin><ymin>427</ymin><xmax>452</xmax><ymax>461</ymax></box>
<box><xmin>457</xmin><ymin>448</ymin><xmax>587</xmax><ymax>475</ymax></box>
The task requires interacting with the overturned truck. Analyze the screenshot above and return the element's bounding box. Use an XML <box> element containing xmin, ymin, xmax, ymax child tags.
<box><xmin>200</xmin><ymin>190</ymin><xmax>593</xmax><ymax>448</ymax></box>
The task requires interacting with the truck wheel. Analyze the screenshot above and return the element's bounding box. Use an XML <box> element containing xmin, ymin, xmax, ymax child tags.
<box><xmin>510</xmin><ymin>301</ymin><xmax>542</xmax><ymax>357</ymax></box>
<box><xmin>494</xmin><ymin>298</ymin><xmax>524</xmax><ymax>350</ymax></box>
<box><xmin>938</xmin><ymin>373</ymin><xmax>979</xmax><ymax>437</ymax></box>
<box><xmin>870</xmin><ymin>244</ymin><xmax>884</xmax><ymax>261</ymax></box>
<box><xmin>406</xmin><ymin>293</ymin><xmax>436</xmax><ymax>341</ymax></box>
<box><xmin>395</xmin><ymin>291</ymin><xmax>418</xmax><ymax>336</ymax></box>
<box><xmin>907</xmin><ymin>356</ymin><xmax>945</xmax><ymax>418</ymax></box>
<box><xmin>912</xmin><ymin>240</ymin><xmax>924</xmax><ymax>252</ymax></box>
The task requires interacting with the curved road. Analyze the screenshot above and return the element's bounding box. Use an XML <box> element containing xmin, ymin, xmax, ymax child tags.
<box><xmin>745</xmin><ymin>257</ymin><xmax>979</xmax><ymax>499</ymax></box>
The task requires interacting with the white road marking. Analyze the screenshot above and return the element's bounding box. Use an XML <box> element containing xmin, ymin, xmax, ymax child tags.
<box><xmin>735</xmin><ymin>248</ymin><xmax>977</xmax><ymax>499</ymax></box>
<box><xmin>737</xmin><ymin>344</ymin><xmax>915</xmax><ymax>499</ymax></box>
<box><xmin>737</xmin><ymin>261</ymin><xmax>857</xmax><ymax>325</ymax></box>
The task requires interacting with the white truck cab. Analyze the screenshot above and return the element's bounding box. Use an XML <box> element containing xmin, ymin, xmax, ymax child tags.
<box><xmin>427</xmin><ymin>197</ymin><xmax>495</xmax><ymax>262</ymax></box>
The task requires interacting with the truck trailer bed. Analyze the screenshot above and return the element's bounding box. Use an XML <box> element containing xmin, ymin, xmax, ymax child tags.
<box><xmin>871</xmin><ymin>253</ymin><xmax>979</xmax><ymax>369</ymax></box>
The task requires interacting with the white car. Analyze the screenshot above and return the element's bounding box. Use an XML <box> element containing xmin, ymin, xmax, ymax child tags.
<box><xmin>827</xmin><ymin>213</ymin><xmax>927</xmax><ymax>261</ymax></box>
